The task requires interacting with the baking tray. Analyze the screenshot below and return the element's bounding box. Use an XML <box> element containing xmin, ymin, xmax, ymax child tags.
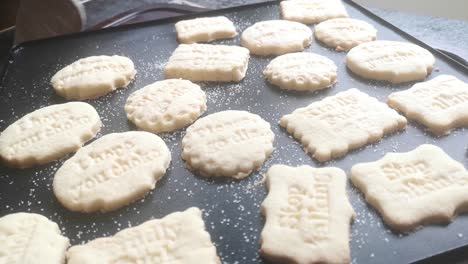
<box><xmin>1</xmin><ymin>1</ymin><xmax>468</xmax><ymax>263</ymax></box>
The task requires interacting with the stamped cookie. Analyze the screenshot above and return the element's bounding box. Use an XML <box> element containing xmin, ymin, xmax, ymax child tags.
<box><xmin>241</xmin><ymin>20</ymin><xmax>312</xmax><ymax>56</ymax></box>
<box><xmin>182</xmin><ymin>110</ymin><xmax>274</xmax><ymax>179</ymax></box>
<box><xmin>387</xmin><ymin>75</ymin><xmax>468</xmax><ymax>136</ymax></box>
<box><xmin>280</xmin><ymin>88</ymin><xmax>407</xmax><ymax>162</ymax></box>
<box><xmin>165</xmin><ymin>43</ymin><xmax>249</xmax><ymax>82</ymax></box>
<box><xmin>53</xmin><ymin>131</ymin><xmax>171</xmax><ymax>213</ymax></box>
<box><xmin>0</xmin><ymin>102</ymin><xmax>101</xmax><ymax>168</ymax></box>
<box><xmin>66</xmin><ymin>207</ymin><xmax>220</xmax><ymax>264</ymax></box>
<box><xmin>0</xmin><ymin>212</ymin><xmax>70</xmax><ymax>264</ymax></box>
<box><xmin>261</xmin><ymin>165</ymin><xmax>354</xmax><ymax>264</ymax></box>
<box><xmin>315</xmin><ymin>18</ymin><xmax>377</xmax><ymax>51</ymax></box>
<box><xmin>125</xmin><ymin>79</ymin><xmax>207</xmax><ymax>133</ymax></box>
<box><xmin>281</xmin><ymin>0</ymin><xmax>348</xmax><ymax>24</ymax></box>
<box><xmin>175</xmin><ymin>16</ymin><xmax>237</xmax><ymax>43</ymax></box>
<box><xmin>51</xmin><ymin>55</ymin><xmax>136</xmax><ymax>100</ymax></box>
<box><xmin>351</xmin><ymin>144</ymin><xmax>468</xmax><ymax>232</ymax></box>
<box><xmin>346</xmin><ymin>41</ymin><xmax>435</xmax><ymax>83</ymax></box>
<box><xmin>263</xmin><ymin>52</ymin><xmax>337</xmax><ymax>91</ymax></box>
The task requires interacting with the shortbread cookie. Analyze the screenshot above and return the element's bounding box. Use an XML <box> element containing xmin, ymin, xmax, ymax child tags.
<box><xmin>125</xmin><ymin>79</ymin><xmax>207</xmax><ymax>133</ymax></box>
<box><xmin>346</xmin><ymin>41</ymin><xmax>435</xmax><ymax>83</ymax></box>
<box><xmin>182</xmin><ymin>110</ymin><xmax>274</xmax><ymax>179</ymax></box>
<box><xmin>0</xmin><ymin>102</ymin><xmax>101</xmax><ymax>168</ymax></box>
<box><xmin>280</xmin><ymin>88</ymin><xmax>407</xmax><ymax>162</ymax></box>
<box><xmin>175</xmin><ymin>16</ymin><xmax>237</xmax><ymax>43</ymax></box>
<box><xmin>261</xmin><ymin>165</ymin><xmax>354</xmax><ymax>264</ymax></box>
<box><xmin>281</xmin><ymin>0</ymin><xmax>348</xmax><ymax>24</ymax></box>
<box><xmin>53</xmin><ymin>131</ymin><xmax>171</xmax><ymax>213</ymax></box>
<box><xmin>165</xmin><ymin>44</ymin><xmax>250</xmax><ymax>82</ymax></box>
<box><xmin>51</xmin><ymin>55</ymin><xmax>136</xmax><ymax>100</ymax></box>
<box><xmin>0</xmin><ymin>212</ymin><xmax>70</xmax><ymax>264</ymax></box>
<box><xmin>263</xmin><ymin>52</ymin><xmax>337</xmax><ymax>91</ymax></box>
<box><xmin>66</xmin><ymin>207</ymin><xmax>220</xmax><ymax>264</ymax></box>
<box><xmin>315</xmin><ymin>18</ymin><xmax>377</xmax><ymax>51</ymax></box>
<box><xmin>387</xmin><ymin>75</ymin><xmax>468</xmax><ymax>136</ymax></box>
<box><xmin>241</xmin><ymin>20</ymin><xmax>312</xmax><ymax>56</ymax></box>
<box><xmin>351</xmin><ymin>144</ymin><xmax>468</xmax><ymax>232</ymax></box>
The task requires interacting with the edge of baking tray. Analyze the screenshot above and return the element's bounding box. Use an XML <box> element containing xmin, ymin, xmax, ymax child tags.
<box><xmin>0</xmin><ymin>0</ymin><xmax>467</xmax><ymax>262</ymax></box>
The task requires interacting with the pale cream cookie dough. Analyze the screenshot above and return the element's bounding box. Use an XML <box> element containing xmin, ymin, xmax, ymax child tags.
<box><xmin>281</xmin><ymin>0</ymin><xmax>348</xmax><ymax>24</ymax></box>
<box><xmin>351</xmin><ymin>144</ymin><xmax>468</xmax><ymax>232</ymax></box>
<box><xmin>0</xmin><ymin>102</ymin><xmax>101</xmax><ymax>168</ymax></box>
<box><xmin>125</xmin><ymin>79</ymin><xmax>207</xmax><ymax>133</ymax></box>
<box><xmin>53</xmin><ymin>131</ymin><xmax>171</xmax><ymax>213</ymax></box>
<box><xmin>165</xmin><ymin>43</ymin><xmax>250</xmax><ymax>82</ymax></box>
<box><xmin>387</xmin><ymin>75</ymin><xmax>468</xmax><ymax>136</ymax></box>
<box><xmin>280</xmin><ymin>88</ymin><xmax>407</xmax><ymax>162</ymax></box>
<box><xmin>51</xmin><ymin>55</ymin><xmax>136</xmax><ymax>100</ymax></box>
<box><xmin>263</xmin><ymin>52</ymin><xmax>337</xmax><ymax>91</ymax></box>
<box><xmin>346</xmin><ymin>40</ymin><xmax>435</xmax><ymax>83</ymax></box>
<box><xmin>66</xmin><ymin>207</ymin><xmax>220</xmax><ymax>264</ymax></box>
<box><xmin>241</xmin><ymin>20</ymin><xmax>312</xmax><ymax>56</ymax></box>
<box><xmin>261</xmin><ymin>164</ymin><xmax>354</xmax><ymax>264</ymax></box>
<box><xmin>175</xmin><ymin>16</ymin><xmax>237</xmax><ymax>43</ymax></box>
<box><xmin>315</xmin><ymin>18</ymin><xmax>377</xmax><ymax>51</ymax></box>
<box><xmin>0</xmin><ymin>212</ymin><xmax>70</xmax><ymax>264</ymax></box>
<box><xmin>182</xmin><ymin>110</ymin><xmax>274</xmax><ymax>179</ymax></box>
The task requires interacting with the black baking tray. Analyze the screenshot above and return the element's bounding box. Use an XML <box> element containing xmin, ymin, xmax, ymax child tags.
<box><xmin>1</xmin><ymin>1</ymin><xmax>468</xmax><ymax>263</ymax></box>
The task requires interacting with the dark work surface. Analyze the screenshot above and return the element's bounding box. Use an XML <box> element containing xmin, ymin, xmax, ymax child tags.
<box><xmin>1</xmin><ymin>1</ymin><xmax>468</xmax><ymax>264</ymax></box>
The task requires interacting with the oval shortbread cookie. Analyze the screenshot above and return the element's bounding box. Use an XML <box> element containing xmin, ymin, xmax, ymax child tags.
<box><xmin>165</xmin><ymin>44</ymin><xmax>250</xmax><ymax>82</ymax></box>
<box><xmin>315</xmin><ymin>18</ymin><xmax>377</xmax><ymax>51</ymax></box>
<box><xmin>281</xmin><ymin>0</ymin><xmax>348</xmax><ymax>24</ymax></box>
<box><xmin>66</xmin><ymin>208</ymin><xmax>220</xmax><ymax>264</ymax></box>
<box><xmin>387</xmin><ymin>75</ymin><xmax>468</xmax><ymax>136</ymax></box>
<box><xmin>51</xmin><ymin>55</ymin><xmax>136</xmax><ymax>100</ymax></box>
<box><xmin>0</xmin><ymin>212</ymin><xmax>70</xmax><ymax>264</ymax></box>
<box><xmin>175</xmin><ymin>16</ymin><xmax>237</xmax><ymax>44</ymax></box>
<box><xmin>241</xmin><ymin>20</ymin><xmax>312</xmax><ymax>56</ymax></box>
<box><xmin>0</xmin><ymin>102</ymin><xmax>101</xmax><ymax>168</ymax></box>
<box><xmin>263</xmin><ymin>52</ymin><xmax>337</xmax><ymax>91</ymax></box>
<box><xmin>182</xmin><ymin>110</ymin><xmax>274</xmax><ymax>179</ymax></box>
<box><xmin>125</xmin><ymin>79</ymin><xmax>207</xmax><ymax>133</ymax></box>
<box><xmin>346</xmin><ymin>41</ymin><xmax>435</xmax><ymax>83</ymax></box>
<box><xmin>53</xmin><ymin>131</ymin><xmax>171</xmax><ymax>213</ymax></box>
<box><xmin>351</xmin><ymin>144</ymin><xmax>468</xmax><ymax>232</ymax></box>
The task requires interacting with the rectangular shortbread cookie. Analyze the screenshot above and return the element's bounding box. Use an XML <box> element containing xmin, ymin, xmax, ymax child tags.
<box><xmin>165</xmin><ymin>43</ymin><xmax>250</xmax><ymax>82</ymax></box>
<box><xmin>387</xmin><ymin>75</ymin><xmax>468</xmax><ymax>136</ymax></box>
<box><xmin>175</xmin><ymin>16</ymin><xmax>237</xmax><ymax>44</ymax></box>
<box><xmin>66</xmin><ymin>207</ymin><xmax>220</xmax><ymax>264</ymax></box>
<box><xmin>351</xmin><ymin>144</ymin><xmax>468</xmax><ymax>232</ymax></box>
<box><xmin>280</xmin><ymin>88</ymin><xmax>407</xmax><ymax>162</ymax></box>
<box><xmin>261</xmin><ymin>164</ymin><xmax>355</xmax><ymax>264</ymax></box>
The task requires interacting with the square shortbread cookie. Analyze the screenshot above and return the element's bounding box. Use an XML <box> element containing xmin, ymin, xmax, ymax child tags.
<box><xmin>165</xmin><ymin>43</ymin><xmax>250</xmax><ymax>82</ymax></box>
<box><xmin>351</xmin><ymin>144</ymin><xmax>468</xmax><ymax>232</ymax></box>
<box><xmin>280</xmin><ymin>88</ymin><xmax>407</xmax><ymax>162</ymax></box>
<box><xmin>175</xmin><ymin>16</ymin><xmax>237</xmax><ymax>44</ymax></box>
<box><xmin>261</xmin><ymin>164</ymin><xmax>354</xmax><ymax>264</ymax></box>
<box><xmin>387</xmin><ymin>75</ymin><xmax>468</xmax><ymax>136</ymax></box>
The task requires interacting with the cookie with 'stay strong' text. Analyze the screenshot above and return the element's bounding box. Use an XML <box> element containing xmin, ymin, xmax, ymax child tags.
<box><xmin>53</xmin><ymin>131</ymin><xmax>171</xmax><ymax>213</ymax></box>
<box><xmin>182</xmin><ymin>110</ymin><xmax>274</xmax><ymax>179</ymax></box>
<box><xmin>125</xmin><ymin>79</ymin><xmax>207</xmax><ymax>133</ymax></box>
<box><xmin>351</xmin><ymin>144</ymin><xmax>468</xmax><ymax>232</ymax></box>
<box><xmin>387</xmin><ymin>75</ymin><xmax>468</xmax><ymax>136</ymax></box>
<box><xmin>0</xmin><ymin>212</ymin><xmax>70</xmax><ymax>264</ymax></box>
<box><xmin>281</xmin><ymin>0</ymin><xmax>348</xmax><ymax>24</ymax></box>
<box><xmin>51</xmin><ymin>55</ymin><xmax>136</xmax><ymax>100</ymax></box>
<box><xmin>261</xmin><ymin>164</ymin><xmax>355</xmax><ymax>264</ymax></box>
<box><xmin>175</xmin><ymin>16</ymin><xmax>237</xmax><ymax>43</ymax></box>
<box><xmin>66</xmin><ymin>208</ymin><xmax>221</xmax><ymax>264</ymax></box>
<box><xmin>263</xmin><ymin>52</ymin><xmax>337</xmax><ymax>92</ymax></box>
<box><xmin>0</xmin><ymin>102</ymin><xmax>101</xmax><ymax>168</ymax></box>
<box><xmin>280</xmin><ymin>88</ymin><xmax>407</xmax><ymax>162</ymax></box>
<box><xmin>241</xmin><ymin>20</ymin><xmax>312</xmax><ymax>56</ymax></box>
